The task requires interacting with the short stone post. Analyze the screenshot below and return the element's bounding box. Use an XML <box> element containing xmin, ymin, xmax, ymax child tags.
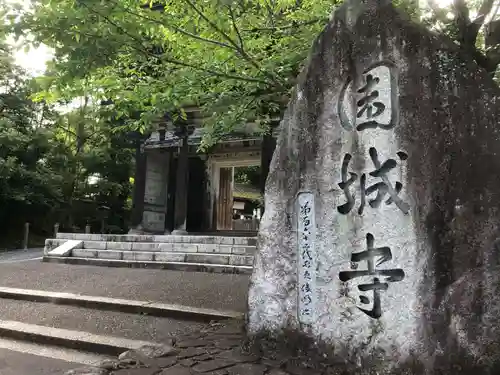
<box><xmin>53</xmin><ymin>223</ymin><xmax>59</xmax><ymax>238</ymax></box>
<box><xmin>22</xmin><ymin>222</ymin><xmax>29</xmax><ymax>250</ymax></box>
<box><xmin>85</xmin><ymin>224</ymin><xmax>91</xmax><ymax>234</ymax></box>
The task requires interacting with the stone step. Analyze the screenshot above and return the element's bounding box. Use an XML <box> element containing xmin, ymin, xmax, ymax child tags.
<box><xmin>71</xmin><ymin>249</ymin><xmax>254</xmax><ymax>266</ymax></box>
<box><xmin>83</xmin><ymin>241</ymin><xmax>256</xmax><ymax>255</ymax></box>
<box><xmin>0</xmin><ymin>319</ymin><xmax>157</xmax><ymax>356</ymax></box>
<box><xmin>55</xmin><ymin>233</ymin><xmax>257</xmax><ymax>246</ymax></box>
<box><xmin>43</xmin><ymin>256</ymin><xmax>253</xmax><ymax>275</ymax></box>
<box><xmin>45</xmin><ymin>239</ymin><xmax>256</xmax><ymax>255</ymax></box>
<box><xmin>0</xmin><ymin>287</ymin><xmax>243</xmax><ymax>320</ymax></box>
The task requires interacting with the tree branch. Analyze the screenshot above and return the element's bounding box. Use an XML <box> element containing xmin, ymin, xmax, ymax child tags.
<box><xmin>264</xmin><ymin>0</ymin><xmax>276</xmax><ymax>29</ymax></box>
<box><xmin>53</xmin><ymin>122</ymin><xmax>77</xmax><ymax>137</ymax></box>
<box><xmin>427</xmin><ymin>0</ymin><xmax>452</xmax><ymax>25</ymax></box>
<box><xmin>140</xmin><ymin>0</ymin><xmax>287</xmax><ymax>87</ymax></box>
<box><xmin>450</xmin><ymin>0</ymin><xmax>499</xmax><ymax>75</ymax></box>
<box><xmin>453</xmin><ymin>0</ymin><xmax>470</xmax><ymax>19</ymax></box>
<box><xmin>78</xmin><ymin>2</ymin><xmax>271</xmax><ymax>84</ymax></box>
<box><xmin>182</xmin><ymin>0</ymin><xmax>286</xmax><ymax>86</ymax></box>
<box><xmin>38</xmin><ymin>23</ymin><xmax>270</xmax><ymax>86</ymax></box>
<box><xmin>108</xmin><ymin>0</ymin><xmax>237</xmax><ymax>51</ymax></box>
<box><xmin>227</xmin><ymin>5</ymin><xmax>244</xmax><ymax>49</ymax></box>
<box><xmin>468</xmin><ymin>0</ymin><xmax>495</xmax><ymax>45</ymax></box>
<box><xmin>182</xmin><ymin>0</ymin><xmax>240</xmax><ymax>48</ymax></box>
<box><xmin>473</xmin><ymin>0</ymin><xmax>496</xmax><ymax>24</ymax></box>
<box><xmin>79</xmin><ymin>2</ymin><xmax>149</xmax><ymax>53</ymax></box>
<box><xmin>453</xmin><ymin>0</ymin><xmax>471</xmax><ymax>45</ymax></box>
<box><xmin>470</xmin><ymin>43</ymin><xmax>500</xmax><ymax>75</ymax></box>
<box><xmin>452</xmin><ymin>0</ymin><xmax>496</xmax><ymax>47</ymax></box>
<box><xmin>158</xmin><ymin>57</ymin><xmax>270</xmax><ymax>84</ymax></box>
<box><xmin>491</xmin><ymin>1</ymin><xmax>500</xmax><ymax>21</ymax></box>
<box><xmin>242</xmin><ymin>18</ymin><xmax>327</xmax><ymax>32</ymax></box>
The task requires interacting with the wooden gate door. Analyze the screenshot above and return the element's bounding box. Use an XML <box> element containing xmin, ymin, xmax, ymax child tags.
<box><xmin>216</xmin><ymin>167</ymin><xmax>233</xmax><ymax>230</ymax></box>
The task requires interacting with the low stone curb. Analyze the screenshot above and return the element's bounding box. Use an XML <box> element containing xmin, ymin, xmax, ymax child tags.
<box><xmin>0</xmin><ymin>287</ymin><xmax>243</xmax><ymax>322</ymax></box>
<box><xmin>0</xmin><ymin>320</ymin><xmax>157</xmax><ymax>357</ymax></box>
<box><xmin>43</xmin><ymin>256</ymin><xmax>253</xmax><ymax>275</ymax></box>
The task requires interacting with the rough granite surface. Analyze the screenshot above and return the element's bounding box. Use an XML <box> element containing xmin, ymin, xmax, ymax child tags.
<box><xmin>247</xmin><ymin>0</ymin><xmax>500</xmax><ymax>373</ymax></box>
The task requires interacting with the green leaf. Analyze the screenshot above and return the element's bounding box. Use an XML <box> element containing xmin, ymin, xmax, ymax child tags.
<box><xmin>10</xmin><ymin>0</ymin><xmax>499</xmax><ymax>146</ymax></box>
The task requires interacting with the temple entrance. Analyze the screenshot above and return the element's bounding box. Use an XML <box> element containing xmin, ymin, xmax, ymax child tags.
<box><xmin>216</xmin><ymin>165</ymin><xmax>262</xmax><ymax>231</ymax></box>
<box><xmin>211</xmin><ymin>155</ymin><xmax>262</xmax><ymax>232</ymax></box>
<box><xmin>232</xmin><ymin>166</ymin><xmax>262</xmax><ymax>231</ymax></box>
<box><xmin>217</xmin><ymin>167</ymin><xmax>233</xmax><ymax>230</ymax></box>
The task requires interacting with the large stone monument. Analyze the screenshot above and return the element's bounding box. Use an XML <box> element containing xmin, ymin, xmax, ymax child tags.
<box><xmin>247</xmin><ymin>0</ymin><xmax>500</xmax><ymax>373</ymax></box>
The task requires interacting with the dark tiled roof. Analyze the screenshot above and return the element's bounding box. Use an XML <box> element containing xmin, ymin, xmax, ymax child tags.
<box><xmin>143</xmin><ymin>128</ymin><xmax>266</xmax><ymax>148</ymax></box>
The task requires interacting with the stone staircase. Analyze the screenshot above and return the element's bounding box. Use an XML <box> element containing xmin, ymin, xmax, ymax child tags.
<box><xmin>43</xmin><ymin>233</ymin><xmax>256</xmax><ymax>274</ymax></box>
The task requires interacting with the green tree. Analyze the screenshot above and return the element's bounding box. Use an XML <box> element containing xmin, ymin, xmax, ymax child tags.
<box><xmin>5</xmin><ymin>0</ymin><xmax>500</xmax><ymax>148</ymax></box>
<box><xmin>43</xmin><ymin>100</ymin><xmax>135</xmax><ymax>233</ymax></box>
<box><xmin>424</xmin><ymin>0</ymin><xmax>500</xmax><ymax>78</ymax></box>
<box><xmin>7</xmin><ymin>0</ymin><xmax>335</xmax><ymax>146</ymax></box>
<box><xmin>0</xmin><ymin>41</ymin><xmax>65</xmax><ymax>245</ymax></box>
<box><xmin>0</xmin><ymin>20</ymin><xmax>137</xmax><ymax>245</ymax></box>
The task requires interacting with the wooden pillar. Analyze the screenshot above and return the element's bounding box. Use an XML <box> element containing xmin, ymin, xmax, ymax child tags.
<box><xmin>130</xmin><ymin>145</ymin><xmax>147</xmax><ymax>229</ymax></box>
<box><xmin>171</xmin><ymin>133</ymin><xmax>189</xmax><ymax>235</ymax></box>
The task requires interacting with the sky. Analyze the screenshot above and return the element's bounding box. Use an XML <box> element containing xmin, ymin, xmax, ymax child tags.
<box><xmin>5</xmin><ymin>0</ymin><xmax>52</xmax><ymax>76</ymax></box>
<box><xmin>13</xmin><ymin>44</ymin><xmax>53</xmax><ymax>76</ymax></box>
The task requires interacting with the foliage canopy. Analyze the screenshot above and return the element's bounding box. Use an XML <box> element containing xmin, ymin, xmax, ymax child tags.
<box><xmin>5</xmin><ymin>0</ymin><xmax>500</xmax><ymax>146</ymax></box>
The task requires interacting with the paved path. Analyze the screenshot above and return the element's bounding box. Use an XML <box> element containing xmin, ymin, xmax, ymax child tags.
<box><xmin>0</xmin><ymin>348</ymin><xmax>76</xmax><ymax>375</ymax></box>
<box><xmin>0</xmin><ymin>254</ymin><xmax>251</xmax><ymax>374</ymax></box>
<box><xmin>65</xmin><ymin>320</ymin><xmax>324</xmax><ymax>375</ymax></box>
<box><xmin>0</xmin><ymin>299</ymin><xmax>207</xmax><ymax>343</ymax></box>
<box><xmin>0</xmin><ymin>262</ymin><xmax>250</xmax><ymax>312</ymax></box>
<box><xmin>0</xmin><ymin>346</ymin><xmax>92</xmax><ymax>375</ymax></box>
<box><xmin>0</xmin><ymin>248</ymin><xmax>43</xmax><ymax>263</ymax></box>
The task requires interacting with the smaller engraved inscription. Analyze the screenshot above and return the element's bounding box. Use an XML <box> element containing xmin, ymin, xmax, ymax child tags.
<box><xmin>337</xmin><ymin>148</ymin><xmax>410</xmax><ymax>215</ymax></box>
<box><xmin>338</xmin><ymin>62</ymin><xmax>399</xmax><ymax>131</ymax></box>
<box><xmin>296</xmin><ymin>192</ymin><xmax>316</xmax><ymax>324</ymax></box>
<box><xmin>339</xmin><ymin>233</ymin><xmax>405</xmax><ymax>319</ymax></box>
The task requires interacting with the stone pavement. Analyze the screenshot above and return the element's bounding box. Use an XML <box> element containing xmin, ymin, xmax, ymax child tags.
<box><xmin>0</xmin><ymin>262</ymin><xmax>249</xmax><ymax>312</ymax></box>
<box><xmin>0</xmin><ymin>348</ymin><xmax>76</xmax><ymax>375</ymax></box>
<box><xmin>65</xmin><ymin>320</ymin><xmax>326</xmax><ymax>375</ymax></box>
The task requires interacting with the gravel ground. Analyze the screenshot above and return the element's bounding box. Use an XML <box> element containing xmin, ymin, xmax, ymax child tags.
<box><xmin>0</xmin><ymin>348</ymin><xmax>76</xmax><ymax>375</ymax></box>
<box><xmin>0</xmin><ymin>248</ymin><xmax>43</xmax><ymax>263</ymax></box>
<box><xmin>0</xmin><ymin>262</ymin><xmax>249</xmax><ymax>312</ymax></box>
<box><xmin>0</xmin><ymin>299</ymin><xmax>207</xmax><ymax>343</ymax></box>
